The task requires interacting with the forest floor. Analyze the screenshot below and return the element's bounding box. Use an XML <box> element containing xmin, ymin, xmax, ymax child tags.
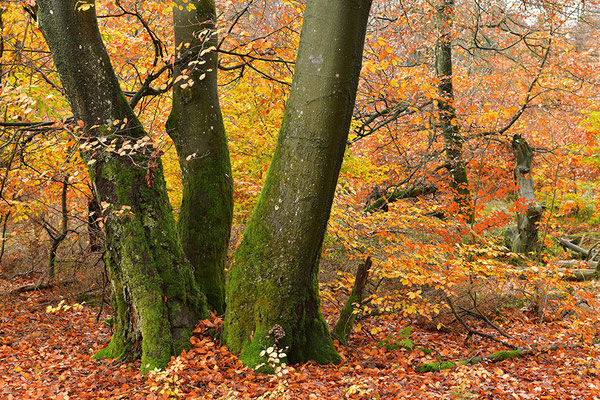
<box><xmin>1</xmin><ymin>276</ymin><xmax>600</xmax><ymax>400</ymax></box>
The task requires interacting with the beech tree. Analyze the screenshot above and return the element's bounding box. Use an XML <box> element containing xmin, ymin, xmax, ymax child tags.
<box><xmin>36</xmin><ymin>0</ymin><xmax>372</xmax><ymax>372</ymax></box>
<box><xmin>36</xmin><ymin>0</ymin><xmax>211</xmax><ymax>371</ymax></box>
<box><xmin>224</xmin><ymin>0</ymin><xmax>373</xmax><ymax>368</ymax></box>
<box><xmin>167</xmin><ymin>0</ymin><xmax>233</xmax><ymax>315</ymax></box>
<box><xmin>434</xmin><ymin>0</ymin><xmax>472</xmax><ymax>219</ymax></box>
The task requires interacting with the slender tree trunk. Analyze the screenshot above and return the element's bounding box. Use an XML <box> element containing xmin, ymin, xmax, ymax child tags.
<box><xmin>167</xmin><ymin>0</ymin><xmax>233</xmax><ymax>315</ymax></box>
<box><xmin>0</xmin><ymin>6</ymin><xmax>4</xmax><ymax>85</ymax></box>
<box><xmin>332</xmin><ymin>257</ymin><xmax>372</xmax><ymax>345</ymax></box>
<box><xmin>435</xmin><ymin>0</ymin><xmax>472</xmax><ymax>221</ymax></box>
<box><xmin>47</xmin><ymin>175</ymin><xmax>69</xmax><ymax>281</ymax></box>
<box><xmin>224</xmin><ymin>0</ymin><xmax>373</xmax><ymax>369</ymax></box>
<box><xmin>37</xmin><ymin>0</ymin><xmax>207</xmax><ymax>371</ymax></box>
<box><xmin>0</xmin><ymin>211</ymin><xmax>9</xmax><ymax>264</ymax></box>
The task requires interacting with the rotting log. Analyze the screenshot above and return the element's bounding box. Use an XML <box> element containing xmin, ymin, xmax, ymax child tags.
<box><xmin>332</xmin><ymin>257</ymin><xmax>372</xmax><ymax>345</ymax></box>
<box><xmin>558</xmin><ymin>238</ymin><xmax>599</xmax><ymax>261</ymax></box>
<box><xmin>415</xmin><ymin>344</ymin><xmax>578</xmax><ymax>373</ymax></box>
<box><xmin>7</xmin><ymin>279</ymin><xmax>76</xmax><ymax>295</ymax></box>
<box><xmin>555</xmin><ymin>260</ymin><xmax>598</xmax><ymax>269</ymax></box>
<box><xmin>563</xmin><ymin>269</ymin><xmax>600</xmax><ymax>281</ymax></box>
<box><xmin>547</xmin><ymin>260</ymin><xmax>600</xmax><ymax>281</ymax></box>
<box><xmin>416</xmin><ymin>350</ymin><xmax>523</xmax><ymax>372</ymax></box>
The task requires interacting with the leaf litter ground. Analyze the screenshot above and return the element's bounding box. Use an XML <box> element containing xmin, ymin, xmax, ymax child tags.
<box><xmin>1</xmin><ymin>277</ymin><xmax>600</xmax><ymax>399</ymax></box>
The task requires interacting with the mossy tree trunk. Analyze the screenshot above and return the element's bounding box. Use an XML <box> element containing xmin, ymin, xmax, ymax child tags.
<box><xmin>167</xmin><ymin>0</ymin><xmax>233</xmax><ymax>315</ymax></box>
<box><xmin>224</xmin><ymin>0</ymin><xmax>372</xmax><ymax>369</ymax></box>
<box><xmin>37</xmin><ymin>0</ymin><xmax>208</xmax><ymax>372</ymax></box>
<box><xmin>434</xmin><ymin>0</ymin><xmax>473</xmax><ymax>221</ymax></box>
<box><xmin>332</xmin><ymin>257</ymin><xmax>372</xmax><ymax>345</ymax></box>
<box><xmin>505</xmin><ymin>134</ymin><xmax>544</xmax><ymax>254</ymax></box>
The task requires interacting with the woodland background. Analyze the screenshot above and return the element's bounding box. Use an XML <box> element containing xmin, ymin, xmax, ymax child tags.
<box><xmin>1</xmin><ymin>0</ymin><xmax>600</xmax><ymax>398</ymax></box>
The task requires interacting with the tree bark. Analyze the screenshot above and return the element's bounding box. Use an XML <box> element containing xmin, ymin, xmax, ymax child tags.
<box><xmin>434</xmin><ymin>0</ymin><xmax>472</xmax><ymax>221</ymax></box>
<box><xmin>88</xmin><ymin>193</ymin><xmax>103</xmax><ymax>252</ymax></box>
<box><xmin>0</xmin><ymin>211</ymin><xmax>9</xmax><ymax>264</ymax></box>
<box><xmin>224</xmin><ymin>0</ymin><xmax>372</xmax><ymax>369</ymax></box>
<box><xmin>332</xmin><ymin>257</ymin><xmax>372</xmax><ymax>345</ymax></box>
<box><xmin>364</xmin><ymin>185</ymin><xmax>437</xmax><ymax>213</ymax></box>
<box><xmin>167</xmin><ymin>0</ymin><xmax>233</xmax><ymax>315</ymax></box>
<box><xmin>46</xmin><ymin>175</ymin><xmax>69</xmax><ymax>281</ymax></box>
<box><xmin>0</xmin><ymin>6</ymin><xmax>4</xmax><ymax>85</ymax></box>
<box><xmin>505</xmin><ymin>134</ymin><xmax>544</xmax><ymax>254</ymax></box>
<box><xmin>37</xmin><ymin>0</ymin><xmax>207</xmax><ymax>371</ymax></box>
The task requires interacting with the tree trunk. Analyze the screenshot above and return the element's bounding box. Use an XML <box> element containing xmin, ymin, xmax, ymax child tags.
<box><xmin>47</xmin><ymin>175</ymin><xmax>69</xmax><ymax>281</ymax></box>
<box><xmin>434</xmin><ymin>0</ymin><xmax>472</xmax><ymax>221</ymax></box>
<box><xmin>0</xmin><ymin>6</ymin><xmax>4</xmax><ymax>85</ymax></box>
<box><xmin>505</xmin><ymin>134</ymin><xmax>544</xmax><ymax>254</ymax></box>
<box><xmin>37</xmin><ymin>0</ymin><xmax>207</xmax><ymax>371</ymax></box>
<box><xmin>0</xmin><ymin>211</ymin><xmax>9</xmax><ymax>264</ymax></box>
<box><xmin>167</xmin><ymin>0</ymin><xmax>233</xmax><ymax>315</ymax></box>
<box><xmin>88</xmin><ymin>194</ymin><xmax>103</xmax><ymax>252</ymax></box>
<box><xmin>224</xmin><ymin>0</ymin><xmax>372</xmax><ymax>369</ymax></box>
<box><xmin>332</xmin><ymin>257</ymin><xmax>372</xmax><ymax>345</ymax></box>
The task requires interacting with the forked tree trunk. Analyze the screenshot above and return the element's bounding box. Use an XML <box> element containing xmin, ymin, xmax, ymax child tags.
<box><xmin>224</xmin><ymin>0</ymin><xmax>373</xmax><ymax>369</ymax></box>
<box><xmin>505</xmin><ymin>134</ymin><xmax>544</xmax><ymax>254</ymax></box>
<box><xmin>167</xmin><ymin>0</ymin><xmax>233</xmax><ymax>315</ymax></box>
<box><xmin>37</xmin><ymin>0</ymin><xmax>207</xmax><ymax>371</ymax></box>
<box><xmin>435</xmin><ymin>0</ymin><xmax>472</xmax><ymax>221</ymax></box>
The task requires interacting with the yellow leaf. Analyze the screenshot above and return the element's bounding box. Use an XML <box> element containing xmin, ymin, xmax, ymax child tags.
<box><xmin>75</xmin><ymin>1</ymin><xmax>94</xmax><ymax>11</ymax></box>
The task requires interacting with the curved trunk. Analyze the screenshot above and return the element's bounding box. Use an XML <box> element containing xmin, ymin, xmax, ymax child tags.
<box><xmin>36</xmin><ymin>0</ymin><xmax>207</xmax><ymax>371</ymax></box>
<box><xmin>224</xmin><ymin>0</ymin><xmax>372</xmax><ymax>369</ymax></box>
<box><xmin>167</xmin><ymin>0</ymin><xmax>233</xmax><ymax>315</ymax></box>
<box><xmin>435</xmin><ymin>0</ymin><xmax>473</xmax><ymax>221</ymax></box>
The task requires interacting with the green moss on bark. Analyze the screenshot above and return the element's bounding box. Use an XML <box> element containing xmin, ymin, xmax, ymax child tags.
<box><xmin>167</xmin><ymin>0</ymin><xmax>233</xmax><ymax>315</ymax></box>
<box><xmin>37</xmin><ymin>0</ymin><xmax>210</xmax><ymax>373</ymax></box>
<box><xmin>91</xmin><ymin>135</ymin><xmax>208</xmax><ymax>372</ymax></box>
<box><xmin>224</xmin><ymin>212</ymin><xmax>340</xmax><ymax>368</ymax></box>
<box><xmin>224</xmin><ymin>0</ymin><xmax>371</xmax><ymax>369</ymax></box>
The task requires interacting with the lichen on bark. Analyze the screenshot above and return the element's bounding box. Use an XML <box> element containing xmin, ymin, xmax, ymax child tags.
<box><xmin>167</xmin><ymin>0</ymin><xmax>233</xmax><ymax>315</ymax></box>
